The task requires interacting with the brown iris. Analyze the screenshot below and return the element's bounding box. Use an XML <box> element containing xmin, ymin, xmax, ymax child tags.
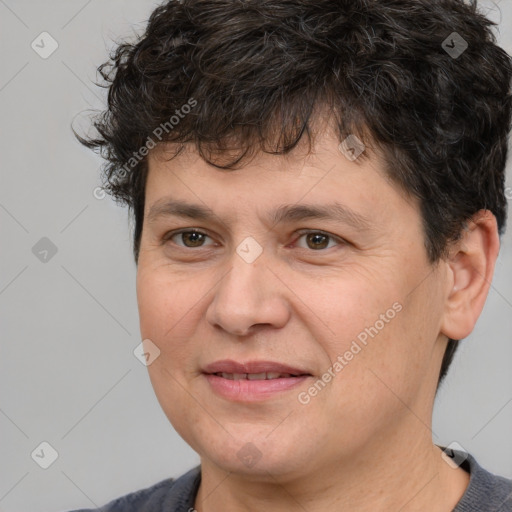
<box><xmin>305</xmin><ymin>233</ymin><xmax>330</xmax><ymax>250</ymax></box>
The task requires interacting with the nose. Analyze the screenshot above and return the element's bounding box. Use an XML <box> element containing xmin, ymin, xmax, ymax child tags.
<box><xmin>205</xmin><ymin>250</ymin><xmax>291</xmax><ymax>336</ymax></box>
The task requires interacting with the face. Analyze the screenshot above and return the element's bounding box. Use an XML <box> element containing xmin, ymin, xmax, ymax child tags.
<box><xmin>136</xmin><ymin>127</ymin><xmax>449</xmax><ymax>481</ymax></box>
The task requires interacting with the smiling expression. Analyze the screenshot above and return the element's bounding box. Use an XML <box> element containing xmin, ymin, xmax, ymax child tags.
<box><xmin>136</xmin><ymin>126</ymin><xmax>449</xmax><ymax>478</ymax></box>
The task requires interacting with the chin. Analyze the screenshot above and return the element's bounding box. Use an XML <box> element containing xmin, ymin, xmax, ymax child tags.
<box><xmin>191</xmin><ymin>427</ymin><xmax>316</xmax><ymax>479</ymax></box>
<box><xmin>208</xmin><ymin>449</ymin><xmax>306</xmax><ymax>480</ymax></box>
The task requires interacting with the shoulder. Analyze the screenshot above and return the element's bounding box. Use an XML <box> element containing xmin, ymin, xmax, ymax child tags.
<box><xmin>66</xmin><ymin>466</ymin><xmax>201</xmax><ymax>512</ymax></box>
<box><xmin>454</xmin><ymin>452</ymin><xmax>512</xmax><ymax>511</ymax></box>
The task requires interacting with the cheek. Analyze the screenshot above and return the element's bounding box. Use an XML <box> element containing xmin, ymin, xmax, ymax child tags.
<box><xmin>136</xmin><ymin>267</ymin><xmax>205</xmax><ymax>438</ymax></box>
<box><xmin>136</xmin><ymin>264</ymin><xmax>218</xmax><ymax>387</ymax></box>
<box><xmin>303</xmin><ymin>269</ymin><xmax>401</xmax><ymax>356</ymax></box>
<box><xmin>137</xmin><ymin>265</ymin><xmax>199</xmax><ymax>341</ymax></box>
<box><xmin>301</xmin><ymin>267</ymin><xmax>430</xmax><ymax>410</ymax></box>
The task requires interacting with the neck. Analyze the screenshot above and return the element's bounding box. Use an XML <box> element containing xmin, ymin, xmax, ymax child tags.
<box><xmin>194</xmin><ymin>433</ymin><xmax>469</xmax><ymax>512</ymax></box>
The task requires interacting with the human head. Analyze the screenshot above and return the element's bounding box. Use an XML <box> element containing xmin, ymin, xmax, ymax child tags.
<box><xmin>75</xmin><ymin>0</ymin><xmax>511</xmax><ymax>398</ymax></box>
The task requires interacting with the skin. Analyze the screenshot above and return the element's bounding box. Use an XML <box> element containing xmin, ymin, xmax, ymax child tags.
<box><xmin>136</xmin><ymin>120</ymin><xmax>499</xmax><ymax>511</ymax></box>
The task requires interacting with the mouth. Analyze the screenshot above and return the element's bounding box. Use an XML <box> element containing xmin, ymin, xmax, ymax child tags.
<box><xmin>211</xmin><ymin>372</ymin><xmax>305</xmax><ymax>380</ymax></box>
<box><xmin>202</xmin><ymin>360</ymin><xmax>313</xmax><ymax>402</ymax></box>
<box><xmin>203</xmin><ymin>359</ymin><xmax>311</xmax><ymax>376</ymax></box>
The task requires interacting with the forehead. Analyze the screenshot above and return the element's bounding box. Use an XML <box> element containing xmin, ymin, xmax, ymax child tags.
<box><xmin>143</xmin><ymin>129</ymin><xmax>416</xmax><ymax>229</ymax></box>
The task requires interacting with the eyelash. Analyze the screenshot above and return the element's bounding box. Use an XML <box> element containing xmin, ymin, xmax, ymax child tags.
<box><xmin>163</xmin><ymin>228</ymin><xmax>346</xmax><ymax>251</ymax></box>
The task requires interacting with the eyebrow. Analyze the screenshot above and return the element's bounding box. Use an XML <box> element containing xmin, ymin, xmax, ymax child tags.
<box><xmin>146</xmin><ymin>199</ymin><xmax>373</xmax><ymax>231</ymax></box>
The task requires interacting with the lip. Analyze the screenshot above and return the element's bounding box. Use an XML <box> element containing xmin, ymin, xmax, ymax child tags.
<box><xmin>203</xmin><ymin>359</ymin><xmax>310</xmax><ymax>376</ymax></box>
<box><xmin>202</xmin><ymin>359</ymin><xmax>312</xmax><ymax>402</ymax></box>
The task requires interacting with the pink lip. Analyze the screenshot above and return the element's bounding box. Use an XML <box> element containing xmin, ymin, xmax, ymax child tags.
<box><xmin>203</xmin><ymin>359</ymin><xmax>309</xmax><ymax>375</ymax></box>
<box><xmin>202</xmin><ymin>359</ymin><xmax>312</xmax><ymax>402</ymax></box>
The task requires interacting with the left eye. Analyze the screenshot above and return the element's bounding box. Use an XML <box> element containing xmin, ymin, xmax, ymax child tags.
<box><xmin>294</xmin><ymin>231</ymin><xmax>341</xmax><ymax>250</ymax></box>
<box><xmin>168</xmin><ymin>230</ymin><xmax>216</xmax><ymax>248</ymax></box>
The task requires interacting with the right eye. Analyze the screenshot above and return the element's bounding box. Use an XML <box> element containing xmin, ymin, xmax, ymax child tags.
<box><xmin>165</xmin><ymin>229</ymin><xmax>216</xmax><ymax>248</ymax></box>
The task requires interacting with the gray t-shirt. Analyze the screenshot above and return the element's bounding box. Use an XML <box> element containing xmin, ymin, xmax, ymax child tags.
<box><xmin>68</xmin><ymin>452</ymin><xmax>512</xmax><ymax>511</ymax></box>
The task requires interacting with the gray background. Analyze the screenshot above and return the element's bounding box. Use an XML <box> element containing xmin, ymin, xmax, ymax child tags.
<box><xmin>0</xmin><ymin>1</ymin><xmax>511</xmax><ymax>510</ymax></box>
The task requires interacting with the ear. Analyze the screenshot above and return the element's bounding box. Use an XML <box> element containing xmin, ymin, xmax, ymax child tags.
<box><xmin>441</xmin><ymin>210</ymin><xmax>500</xmax><ymax>340</ymax></box>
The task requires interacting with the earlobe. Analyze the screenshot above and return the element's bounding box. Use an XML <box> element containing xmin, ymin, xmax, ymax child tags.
<box><xmin>440</xmin><ymin>211</ymin><xmax>500</xmax><ymax>341</ymax></box>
